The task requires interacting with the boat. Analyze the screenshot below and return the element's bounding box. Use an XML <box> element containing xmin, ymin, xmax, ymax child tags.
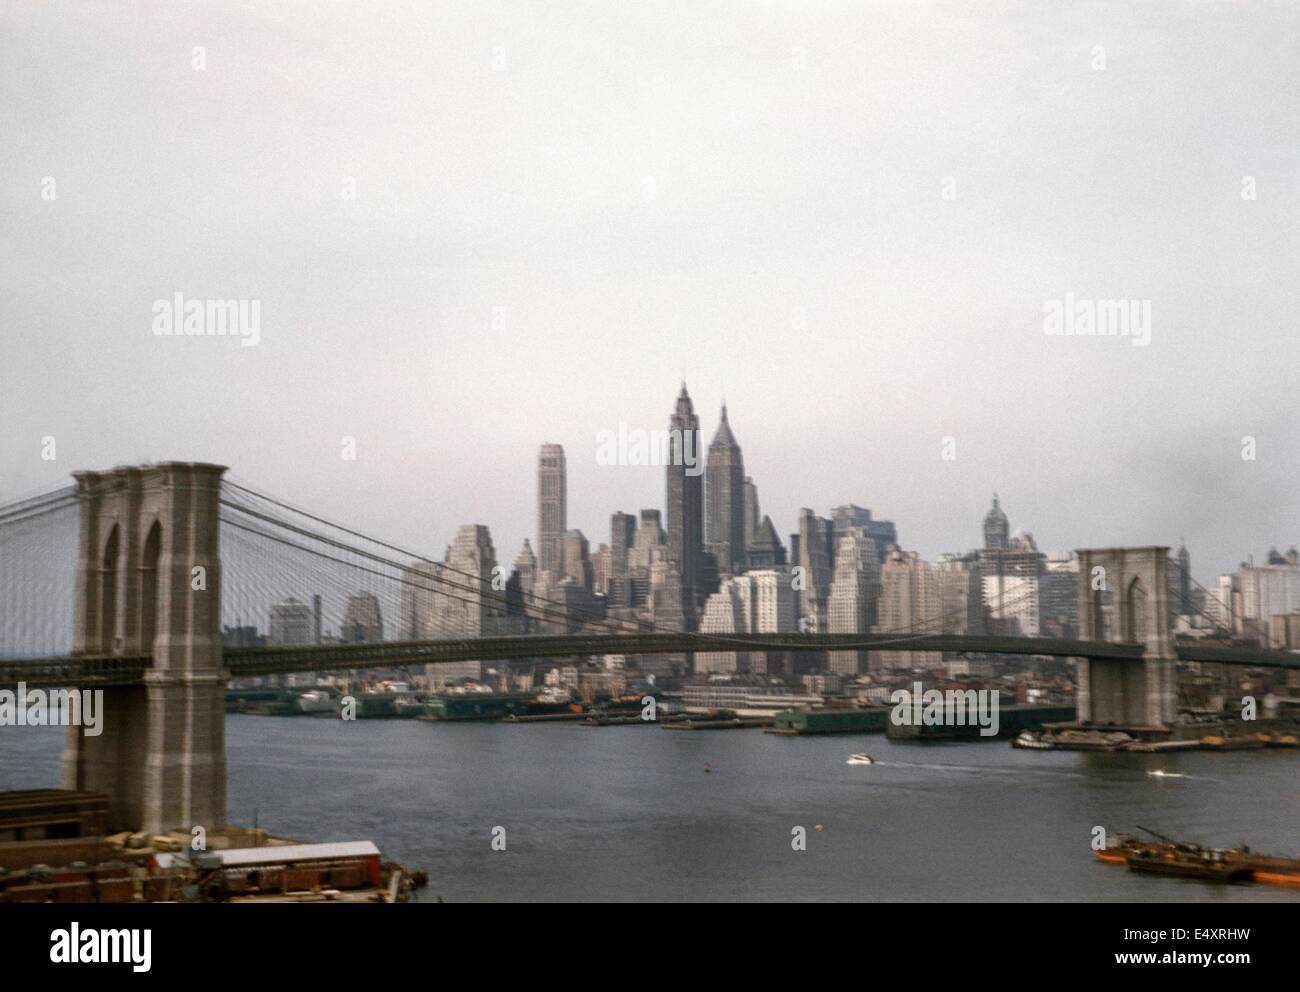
<box><xmin>1017</xmin><ymin>728</ymin><xmax>1132</xmax><ymax>751</ymax></box>
<box><xmin>1012</xmin><ymin>730</ymin><xmax>1053</xmax><ymax>750</ymax></box>
<box><xmin>1094</xmin><ymin>832</ymin><xmax>1140</xmax><ymax>864</ymax></box>
<box><xmin>393</xmin><ymin>698</ymin><xmax>428</xmax><ymax>718</ymax></box>
<box><xmin>1200</xmin><ymin>734</ymin><xmax>1266</xmax><ymax>750</ymax></box>
<box><xmin>1145</xmin><ymin>770</ymin><xmax>1184</xmax><ymax>779</ymax></box>
<box><xmin>1094</xmin><ymin>826</ymin><xmax>1300</xmax><ymax>887</ymax></box>
<box><xmin>1124</xmin><ymin>846</ymin><xmax>1253</xmax><ymax>883</ymax></box>
<box><xmin>295</xmin><ymin>690</ymin><xmax>337</xmax><ymax>715</ymax></box>
<box><xmin>846</xmin><ymin>754</ymin><xmax>874</xmax><ymax>765</ymax></box>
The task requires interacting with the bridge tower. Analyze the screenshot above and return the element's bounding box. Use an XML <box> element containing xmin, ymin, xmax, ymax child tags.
<box><xmin>1074</xmin><ymin>546</ymin><xmax>1176</xmax><ymax>729</ymax></box>
<box><xmin>62</xmin><ymin>463</ymin><xmax>228</xmax><ymax>834</ymax></box>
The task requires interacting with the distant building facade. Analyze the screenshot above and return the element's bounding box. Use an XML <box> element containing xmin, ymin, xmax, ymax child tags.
<box><xmin>873</xmin><ymin>549</ymin><xmax>941</xmax><ymax>671</ymax></box>
<box><xmin>827</xmin><ymin>529</ymin><xmax>880</xmax><ymax>675</ymax></box>
<box><xmin>269</xmin><ymin>597</ymin><xmax>315</xmax><ymax>646</ymax></box>
<box><xmin>342</xmin><ymin>593</ymin><xmax>383</xmax><ymax>643</ymax></box>
<box><xmin>428</xmin><ymin>524</ymin><xmax>502</xmax><ymax>685</ymax></box>
<box><xmin>608</xmin><ymin>512</ymin><xmax>638</xmax><ymax>608</ymax></box>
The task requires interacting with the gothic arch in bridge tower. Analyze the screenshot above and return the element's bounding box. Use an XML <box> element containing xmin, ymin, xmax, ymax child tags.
<box><xmin>138</xmin><ymin>520</ymin><xmax>161</xmax><ymax>655</ymax></box>
<box><xmin>1074</xmin><ymin>547</ymin><xmax>1175</xmax><ymax>730</ymax></box>
<box><xmin>98</xmin><ymin>523</ymin><xmax>119</xmax><ymax>654</ymax></box>
<box><xmin>1124</xmin><ymin>576</ymin><xmax>1146</xmax><ymax>644</ymax></box>
<box><xmin>1089</xmin><ymin>583</ymin><xmax>1113</xmax><ymax>642</ymax></box>
<box><xmin>64</xmin><ymin>462</ymin><xmax>229</xmax><ymax>834</ymax></box>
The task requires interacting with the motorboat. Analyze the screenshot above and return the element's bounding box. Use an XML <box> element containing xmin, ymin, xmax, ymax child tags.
<box><xmin>295</xmin><ymin>689</ymin><xmax>337</xmax><ymax>714</ymax></box>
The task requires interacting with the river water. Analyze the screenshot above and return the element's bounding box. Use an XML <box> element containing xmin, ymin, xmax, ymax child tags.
<box><xmin>4</xmin><ymin>716</ymin><xmax>1298</xmax><ymax>902</ymax></box>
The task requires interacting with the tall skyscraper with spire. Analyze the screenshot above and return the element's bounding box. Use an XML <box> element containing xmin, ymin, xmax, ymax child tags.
<box><xmin>537</xmin><ymin>443</ymin><xmax>566</xmax><ymax>577</ymax></box>
<box><xmin>705</xmin><ymin>403</ymin><xmax>746</xmax><ymax>577</ymax></box>
<box><xmin>983</xmin><ymin>493</ymin><xmax>1009</xmax><ymax>550</ymax></box>
<box><xmin>666</xmin><ymin>384</ymin><xmax>703</xmax><ymax>624</ymax></box>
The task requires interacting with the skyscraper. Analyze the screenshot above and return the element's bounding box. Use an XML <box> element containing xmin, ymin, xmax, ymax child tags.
<box><xmin>827</xmin><ymin>529</ymin><xmax>880</xmax><ymax>675</ymax></box>
<box><xmin>873</xmin><ymin>549</ymin><xmax>942</xmax><ymax>672</ymax></box>
<box><xmin>934</xmin><ymin>554</ymin><xmax>978</xmax><ymax>635</ymax></box>
<box><xmin>665</xmin><ymin>384</ymin><xmax>703</xmax><ymax>624</ymax></box>
<box><xmin>399</xmin><ymin>558</ymin><xmax>438</xmax><ymax>640</ymax></box>
<box><xmin>429</xmin><ymin>524</ymin><xmax>502</xmax><ymax>686</ymax></box>
<box><xmin>1039</xmin><ymin>551</ymin><xmax>1079</xmax><ymax>639</ymax></box>
<box><xmin>983</xmin><ymin>493</ymin><xmax>1009</xmax><ymax>550</ymax></box>
<box><xmin>705</xmin><ymin>403</ymin><xmax>746</xmax><ymax>577</ymax></box>
<box><xmin>342</xmin><ymin>592</ymin><xmax>384</xmax><ymax>643</ymax></box>
<box><xmin>592</xmin><ymin>543</ymin><xmax>610</xmax><ymax>596</ymax></box>
<box><xmin>796</xmin><ymin>509</ymin><xmax>834</xmax><ymax>632</ymax></box>
<box><xmin>629</xmin><ymin>509</ymin><xmax>666</xmax><ymax>607</ymax></box>
<box><xmin>977</xmin><ymin>495</ymin><xmax>1042</xmax><ymax>637</ymax></box>
<box><xmin>561</xmin><ymin>528</ymin><xmax>593</xmax><ymax>592</ymax></box>
<box><xmin>512</xmin><ymin>540</ymin><xmax>538</xmax><ymax>628</ymax></box>
<box><xmin>537</xmin><ymin>443</ymin><xmax>566</xmax><ymax>578</ymax></box>
<box><xmin>831</xmin><ymin>504</ymin><xmax>898</xmax><ymax>564</ymax></box>
<box><xmin>697</xmin><ymin>578</ymin><xmax>749</xmax><ymax>674</ymax></box>
<box><xmin>608</xmin><ymin>511</ymin><xmax>638</xmax><ymax>608</ymax></box>
<box><xmin>738</xmin><ymin>567</ymin><xmax>798</xmax><ymax>675</ymax></box>
<box><xmin>269</xmin><ymin>597</ymin><xmax>315</xmax><ymax>646</ymax></box>
<box><xmin>648</xmin><ymin>559</ymin><xmax>689</xmax><ymax>676</ymax></box>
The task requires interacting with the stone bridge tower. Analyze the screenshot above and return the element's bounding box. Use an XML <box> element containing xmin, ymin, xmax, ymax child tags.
<box><xmin>1074</xmin><ymin>546</ymin><xmax>1176</xmax><ymax>729</ymax></box>
<box><xmin>62</xmin><ymin>463</ymin><xmax>228</xmax><ymax>833</ymax></box>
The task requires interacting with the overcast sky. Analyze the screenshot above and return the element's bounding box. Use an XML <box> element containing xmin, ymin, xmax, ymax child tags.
<box><xmin>3</xmin><ymin>1</ymin><xmax>1298</xmax><ymax>587</ymax></box>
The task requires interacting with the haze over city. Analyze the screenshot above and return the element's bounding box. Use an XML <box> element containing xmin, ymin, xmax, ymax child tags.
<box><xmin>4</xmin><ymin>2</ymin><xmax>1299</xmax><ymax>583</ymax></box>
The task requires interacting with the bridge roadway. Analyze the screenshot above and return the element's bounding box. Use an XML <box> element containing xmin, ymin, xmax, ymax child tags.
<box><xmin>1</xmin><ymin>632</ymin><xmax>1296</xmax><ymax>689</ymax></box>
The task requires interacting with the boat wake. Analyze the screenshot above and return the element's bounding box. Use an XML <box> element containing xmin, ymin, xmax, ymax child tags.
<box><xmin>863</xmin><ymin>760</ymin><xmax>1088</xmax><ymax>779</ymax></box>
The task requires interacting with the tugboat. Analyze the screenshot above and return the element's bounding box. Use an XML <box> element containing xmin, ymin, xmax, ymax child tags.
<box><xmin>295</xmin><ymin>689</ymin><xmax>338</xmax><ymax>715</ymax></box>
<box><xmin>1012</xmin><ymin>730</ymin><xmax>1053</xmax><ymax>750</ymax></box>
<box><xmin>1094</xmin><ymin>833</ymin><xmax>1138</xmax><ymax>865</ymax></box>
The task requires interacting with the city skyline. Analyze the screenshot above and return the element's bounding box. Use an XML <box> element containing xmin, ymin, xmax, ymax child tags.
<box><xmin>2</xmin><ymin>377</ymin><xmax>1293</xmax><ymax>593</ymax></box>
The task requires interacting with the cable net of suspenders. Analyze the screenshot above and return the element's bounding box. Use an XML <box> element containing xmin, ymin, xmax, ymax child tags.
<box><xmin>216</xmin><ymin>477</ymin><xmax>1038</xmax><ymax>653</ymax></box>
<box><xmin>218</xmin><ymin>478</ymin><xmax>652</xmax><ymax>647</ymax></box>
<box><xmin>0</xmin><ymin>485</ymin><xmax>79</xmax><ymax>659</ymax></box>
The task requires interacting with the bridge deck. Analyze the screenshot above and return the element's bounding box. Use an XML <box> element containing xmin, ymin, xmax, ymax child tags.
<box><xmin>1</xmin><ymin>635</ymin><xmax>1294</xmax><ymax>688</ymax></box>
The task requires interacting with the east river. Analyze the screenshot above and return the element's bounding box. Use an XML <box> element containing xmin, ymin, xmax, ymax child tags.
<box><xmin>4</xmin><ymin>716</ymin><xmax>1298</xmax><ymax>902</ymax></box>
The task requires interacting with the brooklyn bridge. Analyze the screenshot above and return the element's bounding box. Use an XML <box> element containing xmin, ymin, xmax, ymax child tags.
<box><xmin>1</xmin><ymin>462</ymin><xmax>1292</xmax><ymax>834</ymax></box>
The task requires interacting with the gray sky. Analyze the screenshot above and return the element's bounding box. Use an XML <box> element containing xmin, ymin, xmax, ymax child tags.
<box><xmin>2</xmin><ymin>1</ymin><xmax>1298</xmax><ymax>586</ymax></box>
